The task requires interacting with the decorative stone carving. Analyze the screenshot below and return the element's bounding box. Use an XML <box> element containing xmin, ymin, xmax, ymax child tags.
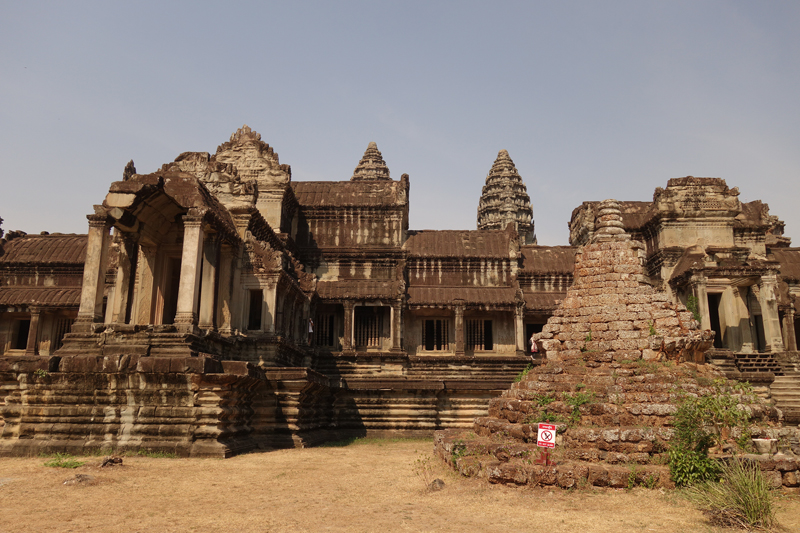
<box><xmin>477</xmin><ymin>150</ymin><xmax>536</xmax><ymax>244</ymax></box>
<box><xmin>215</xmin><ymin>125</ymin><xmax>291</xmax><ymax>189</ymax></box>
<box><xmin>122</xmin><ymin>160</ymin><xmax>136</xmax><ymax>181</ymax></box>
<box><xmin>351</xmin><ymin>142</ymin><xmax>391</xmax><ymax>181</ymax></box>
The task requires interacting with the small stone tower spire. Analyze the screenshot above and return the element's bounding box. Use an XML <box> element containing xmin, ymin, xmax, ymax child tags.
<box><xmin>351</xmin><ymin>142</ymin><xmax>391</xmax><ymax>181</ymax></box>
<box><xmin>477</xmin><ymin>150</ymin><xmax>536</xmax><ymax>244</ymax></box>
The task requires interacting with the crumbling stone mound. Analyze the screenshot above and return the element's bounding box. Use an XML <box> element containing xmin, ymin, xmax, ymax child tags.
<box><xmin>433</xmin><ymin>199</ymin><xmax>787</xmax><ymax>489</ymax></box>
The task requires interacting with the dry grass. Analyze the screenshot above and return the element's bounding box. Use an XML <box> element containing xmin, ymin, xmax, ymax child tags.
<box><xmin>1</xmin><ymin>440</ymin><xmax>798</xmax><ymax>533</ymax></box>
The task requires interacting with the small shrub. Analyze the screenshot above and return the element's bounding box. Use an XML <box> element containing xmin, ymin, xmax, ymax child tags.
<box><xmin>514</xmin><ymin>364</ymin><xmax>533</xmax><ymax>383</ymax></box>
<box><xmin>524</xmin><ymin>411</ymin><xmax>568</xmax><ymax>426</ymax></box>
<box><xmin>412</xmin><ymin>454</ymin><xmax>436</xmax><ymax>490</ymax></box>
<box><xmin>34</xmin><ymin>369</ymin><xmax>49</xmax><ymax>378</ymax></box>
<box><xmin>627</xmin><ymin>465</ymin><xmax>639</xmax><ymax>490</ymax></box>
<box><xmin>648</xmin><ymin>321</ymin><xmax>657</xmax><ymax>336</ymax></box>
<box><xmin>685</xmin><ymin>458</ymin><xmax>776</xmax><ymax>530</ymax></box>
<box><xmin>564</xmin><ymin>391</ymin><xmax>594</xmax><ymax>424</ymax></box>
<box><xmin>451</xmin><ymin>439</ymin><xmax>468</xmax><ymax>462</ymax></box>
<box><xmin>669</xmin><ymin>448</ymin><xmax>721</xmax><ymax>487</ymax></box>
<box><xmin>532</xmin><ymin>393</ymin><xmax>555</xmax><ymax>407</ymax></box>
<box><xmin>43</xmin><ymin>453</ymin><xmax>85</xmax><ymax>469</ymax></box>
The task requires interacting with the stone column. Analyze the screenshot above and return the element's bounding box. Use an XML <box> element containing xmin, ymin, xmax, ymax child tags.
<box><xmin>174</xmin><ymin>214</ymin><xmax>205</xmax><ymax>333</ymax></box>
<box><xmin>134</xmin><ymin>245</ymin><xmax>157</xmax><ymax>325</ymax></box>
<box><xmin>390</xmin><ymin>300</ymin><xmax>402</xmax><ymax>352</ymax></box>
<box><xmin>262</xmin><ymin>278</ymin><xmax>278</xmax><ymax>334</ymax></box>
<box><xmin>74</xmin><ymin>212</ymin><xmax>110</xmax><ymax>332</ymax></box>
<box><xmin>783</xmin><ymin>307</ymin><xmax>797</xmax><ymax>352</ymax></box>
<box><xmin>25</xmin><ymin>306</ymin><xmax>41</xmax><ymax>355</ymax></box>
<box><xmin>342</xmin><ymin>300</ymin><xmax>355</xmax><ymax>352</ymax></box>
<box><xmin>198</xmin><ymin>236</ymin><xmax>219</xmax><ymax>330</ymax></box>
<box><xmin>454</xmin><ymin>302</ymin><xmax>465</xmax><ymax>356</ymax></box>
<box><xmin>216</xmin><ymin>244</ymin><xmax>234</xmax><ymax>335</ymax></box>
<box><xmin>691</xmin><ymin>275</ymin><xmax>711</xmax><ymax>331</ymax></box>
<box><xmin>514</xmin><ymin>305</ymin><xmax>525</xmax><ymax>356</ymax></box>
<box><xmin>110</xmin><ymin>235</ymin><xmax>135</xmax><ymax>324</ymax></box>
<box><xmin>759</xmin><ymin>274</ymin><xmax>785</xmax><ymax>352</ymax></box>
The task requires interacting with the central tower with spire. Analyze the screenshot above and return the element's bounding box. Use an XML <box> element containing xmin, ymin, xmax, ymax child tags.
<box><xmin>477</xmin><ymin>149</ymin><xmax>536</xmax><ymax>244</ymax></box>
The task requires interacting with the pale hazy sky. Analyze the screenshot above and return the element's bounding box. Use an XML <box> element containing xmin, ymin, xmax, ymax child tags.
<box><xmin>2</xmin><ymin>1</ymin><xmax>799</xmax><ymax>246</ymax></box>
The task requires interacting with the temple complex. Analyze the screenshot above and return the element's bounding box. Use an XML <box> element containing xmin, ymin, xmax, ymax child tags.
<box><xmin>1</xmin><ymin>126</ymin><xmax>799</xmax><ymax>457</ymax></box>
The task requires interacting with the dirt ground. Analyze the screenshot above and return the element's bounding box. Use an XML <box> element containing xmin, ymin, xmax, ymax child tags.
<box><xmin>1</xmin><ymin>439</ymin><xmax>798</xmax><ymax>533</ymax></box>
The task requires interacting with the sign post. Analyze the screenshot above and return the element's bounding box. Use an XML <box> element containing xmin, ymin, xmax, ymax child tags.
<box><xmin>536</xmin><ymin>422</ymin><xmax>557</xmax><ymax>466</ymax></box>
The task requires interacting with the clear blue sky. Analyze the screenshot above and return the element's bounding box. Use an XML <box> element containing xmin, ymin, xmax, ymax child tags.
<box><xmin>2</xmin><ymin>1</ymin><xmax>799</xmax><ymax>246</ymax></box>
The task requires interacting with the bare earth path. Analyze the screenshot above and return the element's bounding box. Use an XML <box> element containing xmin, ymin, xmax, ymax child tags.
<box><xmin>1</xmin><ymin>439</ymin><xmax>798</xmax><ymax>533</ymax></box>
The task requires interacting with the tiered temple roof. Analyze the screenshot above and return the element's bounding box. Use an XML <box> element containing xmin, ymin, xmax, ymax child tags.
<box><xmin>477</xmin><ymin>150</ymin><xmax>535</xmax><ymax>244</ymax></box>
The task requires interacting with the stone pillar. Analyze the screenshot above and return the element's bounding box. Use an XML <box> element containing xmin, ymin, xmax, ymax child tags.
<box><xmin>262</xmin><ymin>278</ymin><xmax>278</xmax><ymax>334</ymax></box>
<box><xmin>390</xmin><ymin>300</ymin><xmax>402</xmax><ymax>352</ymax></box>
<box><xmin>783</xmin><ymin>307</ymin><xmax>797</xmax><ymax>352</ymax></box>
<box><xmin>342</xmin><ymin>300</ymin><xmax>355</xmax><ymax>352</ymax></box>
<box><xmin>514</xmin><ymin>305</ymin><xmax>525</xmax><ymax>356</ymax></box>
<box><xmin>110</xmin><ymin>235</ymin><xmax>135</xmax><ymax>324</ymax></box>
<box><xmin>74</xmin><ymin>212</ymin><xmax>110</xmax><ymax>332</ymax></box>
<box><xmin>216</xmin><ymin>244</ymin><xmax>234</xmax><ymax>334</ymax></box>
<box><xmin>134</xmin><ymin>245</ymin><xmax>157</xmax><ymax>325</ymax></box>
<box><xmin>692</xmin><ymin>275</ymin><xmax>711</xmax><ymax>331</ymax></box>
<box><xmin>174</xmin><ymin>215</ymin><xmax>205</xmax><ymax>333</ymax></box>
<box><xmin>759</xmin><ymin>274</ymin><xmax>785</xmax><ymax>352</ymax></box>
<box><xmin>198</xmin><ymin>236</ymin><xmax>219</xmax><ymax>330</ymax></box>
<box><xmin>25</xmin><ymin>307</ymin><xmax>41</xmax><ymax>355</ymax></box>
<box><xmin>454</xmin><ymin>302</ymin><xmax>465</xmax><ymax>356</ymax></box>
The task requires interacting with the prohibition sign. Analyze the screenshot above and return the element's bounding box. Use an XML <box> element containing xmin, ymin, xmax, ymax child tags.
<box><xmin>537</xmin><ymin>423</ymin><xmax>556</xmax><ymax>448</ymax></box>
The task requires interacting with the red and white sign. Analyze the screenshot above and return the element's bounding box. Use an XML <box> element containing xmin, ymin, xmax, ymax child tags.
<box><xmin>537</xmin><ymin>423</ymin><xmax>556</xmax><ymax>448</ymax></box>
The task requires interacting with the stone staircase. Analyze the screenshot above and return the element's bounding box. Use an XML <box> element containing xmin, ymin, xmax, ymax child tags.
<box><xmin>705</xmin><ymin>349</ymin><xmax>740</xmax><ymax>379</ymax></box>
<box><xmin>771</xmin><ymin>371</ymin><xmax>800</xmax><ymax>424</ymax></box>
<box><xmin>735</xmin><ymin>352</ymin><xmax>783</xmax><ymax>377</ymax></box>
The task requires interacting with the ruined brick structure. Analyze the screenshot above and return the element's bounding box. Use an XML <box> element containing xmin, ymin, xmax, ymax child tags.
<box><xmin>1</xmin><ymin>128</ymin><xmax>799</xmax><ymax>457</ymax></box>
<box><xmin>434</xmin><ymin>201</ymin><xmax>799</xmax><ymax>489</ymax></box>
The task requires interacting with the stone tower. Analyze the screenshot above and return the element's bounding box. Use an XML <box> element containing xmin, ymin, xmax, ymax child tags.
<box><xmin>477</xmin><ymin>150</ymin><xmax>536</xmax><ymax>244</ymax></box>
<box><xmin>351</xmin><ymin>142</ymin><xmax>391</xmax><ymax>181</ymax></box>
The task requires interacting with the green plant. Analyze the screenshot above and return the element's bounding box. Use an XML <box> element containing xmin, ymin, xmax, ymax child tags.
<box><xmin>125</xmin><ymin>449</ymin><xmax>178</xmax><ymax>459</ymax></box>
<box><xmin>574</xmin><ymin>383</ymin><xmax>585</xmax><ymax>390</ymax></box>
<box><xmin>685</xmin><ymin>457</ymin><xmax>776</xmax><ymax>530</ymax></box>
<box><xmin>514</xmin><ymin>364</ymin><xmax>533</xmax><ymax>383</ymax></box>
<box><xmin>412</xmin><ymin>454</ymin><xmax>436</xmax><ymax>490</ymax></box>
<box><xmin>43</xmin><ymin>453</ymin><xmax>85</xmax><ymax>469</ymax></box>
<box><xmin>451</xmin><ymin>439</ymin><xmax>468</xmax><ymax>462</ymax></box>
<box><xmin>668</xmin><ymin>379</ymin><xmax>754</xmax><ymax>486</ymax></box>
<box><xmin>34</xmin><ymin>369</ymin><xmax>49</xmax><ymax>378</ymax></box>
<box><xmin>627</xmin><ymin>465</ymin><xmax>639</xmax><ymax>490</ymax></box>
<box><xmin>644</xmin><ymin>472</ymin><xmax>658</xmax><ymax>489</ymax></box>
<box><xmin>584</xmin><ymin>332</ymin><xmax>592</xmax><ymax>342</ymax></box>
<box><xmin>686</xmin><ymin>295</ymin><xmax>702</xmax><ymax>322</ymax></box>
<box><xmin>648</xmin><ymin>321</ymin><xmax>657</xmax><ymax>336</ymax></box>
<box><xmin>532</xmin><ymin>393</ymin><xmax>555</xmax><ymax>407</ymax></box>
<box><xmin>524</xmin><ymin>411</ymin><xmax>568</xmax><ymax>426</ymax></box>
<box><xmin>564</xmin><ymin>391</ymin><xmax>594</xmax><ymax>424</ymax></box>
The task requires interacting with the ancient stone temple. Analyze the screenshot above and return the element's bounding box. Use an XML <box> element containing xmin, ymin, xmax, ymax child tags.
<box><xmin>1</xmin><ymin>127</ymin><xmax>799</xmax><ymax>457</ymax></box>
<box><xmin>477</xmin><ymin>149</ymin><xmax>536</xmax><ymax>244</ymax></box>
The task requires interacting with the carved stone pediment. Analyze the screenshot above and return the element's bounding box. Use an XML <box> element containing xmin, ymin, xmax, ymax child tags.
<box><xmin>165</xmin><ymin>151</ymin><xmax>256</xmax><ymax>209</ymax></box>
<box><xmin>215</xmin><ymin>125</ymin><xmax>291</xmax><ymax>190</ymax></box>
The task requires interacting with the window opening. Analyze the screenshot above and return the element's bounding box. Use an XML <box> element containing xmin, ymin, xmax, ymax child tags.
<box><xmin>13</xmin><ymin>319</ymin><xmax>31</xmax><ymax>350</ymax></box>
<box><xmin>53</xmin><ymin>317</ymin><xmax>72</xmax><ymax>351</ymax></box>
<box><xmin>355</xmin><ymin>307</ymin><xmax>383</xmax><ymax>348</ymax></box>
<box><xmin>466</xmin><ymin>319</ymin><xmax>493</xmax><ymax>351</ymax></box>
<box><xmin>315</xmin><ymin>313</ymin><xmax>336</xmax><ymax>347</ymax></box>
<box><xmin>247</xmin><ymin>289</ymin><xmax>263</xmax><ymax>331</ymax></box>
<box><xmin>423</xmin><ymin>319</ymin><xmax>449</xmax><ymax>351</ymax></box>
